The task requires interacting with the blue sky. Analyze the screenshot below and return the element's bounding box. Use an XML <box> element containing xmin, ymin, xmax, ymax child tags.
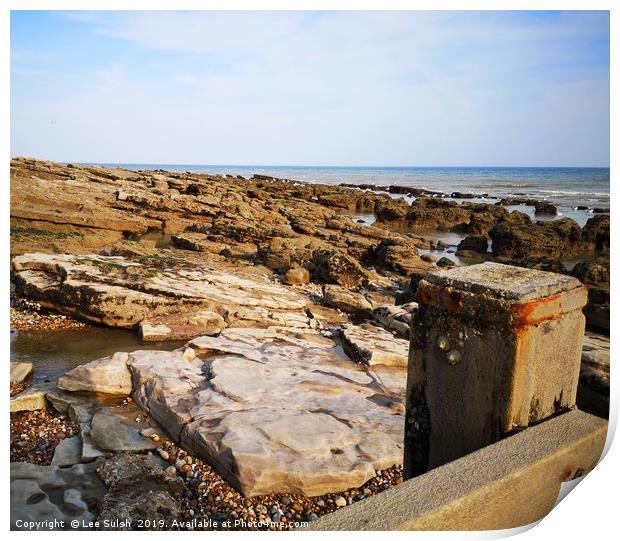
<box><xmin>10</xmin><ymin>10</ymin><xmax>610</xmax><ymax>166</ymax></box>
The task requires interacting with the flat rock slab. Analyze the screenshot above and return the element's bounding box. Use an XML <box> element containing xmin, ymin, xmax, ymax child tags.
<box><xmin>123</xmin><ymin>327</ymin><xmax>406</xmax><ymax>497</ymax></box>
<box><xmin>59</xmin><ymin>352</ymin><xmax>132</xmax><ymax>395</ymax></box>
<box><xmin>139</xmin><ymin>310</ymin><xmax>225</xmax><ymax>342</ymax></box>
<box><xmin>10</xmin><ymin>382</ymin><xmax>56</xmax><ymax>412</ymax></box>
<box><xmin>340</xmin><ymin>323</ymin><xmax>410</xmax><ymax>367</ymax></box>
<box><xmin>11</xmin><ymin>253</ymin><xmax>310</xmax><ymax>335</ymax></box>
<box><xmin>10</xmin><ymin>361</ymin><xmax>34</xmax><ymax>383</ymax></box>
<box><xmin>90</xmin><ymin>408</ymin><xmax>158</xmax><ymax>452</ymax></box>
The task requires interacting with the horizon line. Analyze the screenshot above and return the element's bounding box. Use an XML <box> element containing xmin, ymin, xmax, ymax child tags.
<box><xmin>69</xmin><ymin>161</ymin><xmax>611</xmax><ymax>170</ymax></box>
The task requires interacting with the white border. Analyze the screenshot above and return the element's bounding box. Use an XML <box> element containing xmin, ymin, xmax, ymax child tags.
<box><xmin>2</xmin><ymin>2</ymin><xmax>616</xmax><ymax>540</ymax></box>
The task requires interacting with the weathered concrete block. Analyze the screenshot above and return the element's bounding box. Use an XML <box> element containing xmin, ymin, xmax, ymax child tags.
<box><xmin>304</xmin><ymin>410</ymin><xmax>606</xmax><ymax>531</ymax></box>
<box><xmin>405</xmin><ymin>262</ymin><xmax>587</xmax><ymax>475</ymax></box>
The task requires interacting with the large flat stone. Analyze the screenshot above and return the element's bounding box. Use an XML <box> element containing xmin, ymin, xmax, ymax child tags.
<box><xmin>11</xmin><ymin>253</ymin><xmax>310</xmax><ymax>335</ymax></box>
<box><xmin>322</xmin><ymin>284</ymin><xmax>372</xmax><ymax>315</ymax></box>
<box><xmin>124</xmin><ymin>327</ymin><xmax>406</xmax><ymax>497</ymax></box>
<box><xmin>58</xmin><ymin>352</ymin><xmax>132</xmax><ymax>395</ymax></box>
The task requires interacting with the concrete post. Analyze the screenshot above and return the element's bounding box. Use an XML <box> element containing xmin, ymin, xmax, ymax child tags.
<box><xmin>404</xmin><ymin>262</ymin><xmax>588</xmax><ymax>478</ymax></box>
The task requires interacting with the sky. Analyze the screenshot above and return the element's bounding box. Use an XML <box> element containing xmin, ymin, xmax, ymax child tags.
<box><xmin>10</xmin><ymin>10</ymin><xmax>610</xmax><ymax>167</ymax></box>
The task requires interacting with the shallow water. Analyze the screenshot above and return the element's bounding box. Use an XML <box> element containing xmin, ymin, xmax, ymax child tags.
<box><xmin>503</xmin><ymin>204</ymin><xmax>596</xmax><ymax>228</ymax></box>
<box><xmin>10</xmin><ymin>327</ymin><xmax>183</xmax><ymax>383</ymax></box>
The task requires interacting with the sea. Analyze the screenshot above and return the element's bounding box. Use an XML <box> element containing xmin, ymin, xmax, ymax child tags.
<box><xmin>95</xmin><ymin>164</ymin><xmax>610</xmax><ymax>228</ymax></box>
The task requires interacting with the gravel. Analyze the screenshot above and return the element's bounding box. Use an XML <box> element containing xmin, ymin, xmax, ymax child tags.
<box><xmin>10</xmin><ymin>290</ymin><xmax>87</xmax><ymax>332</ymax></box>
<box><xmin>10</xmin><ymin>407</ymin><xmax>80</xmax><ymax>465</ymax></box>
<box><xmin>151</xmin><ymin>440</ymin><xmax>403</xmax><ymax>531</ymax></box>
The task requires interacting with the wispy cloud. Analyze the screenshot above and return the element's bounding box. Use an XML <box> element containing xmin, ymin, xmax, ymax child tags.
<box><xmin>11</xmin><ymin>11</ymin><xmax>610</xmax><ymax>165</ymax></box>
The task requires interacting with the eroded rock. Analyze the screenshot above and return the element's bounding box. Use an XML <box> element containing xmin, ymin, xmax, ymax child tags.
<box><xmin>340</xmin><ymin>324</ymin><xmax>409</xmax><ymax>367</ymax></box>
<box><xmin>90</xmin><ymin>409</ymin><xmax>158</xmax><ymax>452</ymax></box>
<box><xmin>490</xmin><ymin>218</ymin><xmax>588</xmax><ymax>259</ymax></box>
<box><xmin>10</xmin><ymin>361</ymin><xmax>34</xmax><ymax>384</ymax></box>
<box><xmin>95</xmin><ymin>453</ymin><xmax>184</xmax><ymax>530</ymax></box>
<box><xmin>322</xmin><ymin>284</ymin><xmax>372</xmax><ymax>315</ymax></box>
<box><xmin>58</xmin><ymin>352</ymin><xmax>132</xmax><ymax>395</ymax></box>
<box><xmin>10</xmin><ymin>460</ymin><xmax>106</xmax><ymax>530</ymax></box>
<box><xmin>311</xmin><ymin>249</ymin><xmax>367</xmax><ymax>289</ymax></box>
<box><xmin>120</xmin><ymin>327</ymin><xmax>407</xmax><ymax>497</ymax></box>
<box><xmin>12</xmin><ymin>253</ymin><xmax>310</xmax><ymax>335</ymax></box>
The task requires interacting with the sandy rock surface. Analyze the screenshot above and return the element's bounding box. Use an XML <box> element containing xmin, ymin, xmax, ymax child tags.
<box><xmin>12</xmin><ymin>252</ymin><xmax>310</xmax><ymax>335</ymax></box>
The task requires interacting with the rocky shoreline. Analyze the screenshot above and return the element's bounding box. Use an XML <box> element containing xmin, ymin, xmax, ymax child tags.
<box><xmin>9</xmin><ymin>157</ymin><xmax>610</xmax><ymax>530</ymax></box>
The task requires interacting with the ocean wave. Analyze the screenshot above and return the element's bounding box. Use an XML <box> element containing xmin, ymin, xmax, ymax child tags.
<box><xmin>537</xmin><ymin>190</ymin><xmax>610</xmax><ymax>197</ymax></box>
<box><xmin>471</xmin><ymin>183</ymin><xmax>536</xmax><ymax>188</ymax></box>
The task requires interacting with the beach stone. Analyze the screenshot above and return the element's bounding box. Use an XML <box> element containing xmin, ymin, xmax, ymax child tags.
<box><xmin>489</xmin><ymin>218</ymin><xmax>586</xmax><ymax>259</ymax></box>
<box><xmin>322</xmin><ymin>284</ymin><xmax>372</xmax><ymax>315</ymax></box>
<box><xmin>572</xmin><ymin>259</ymin><xmax>610</xmax><ymax>285</ymax></box>
<box><xmin>77</xmin><ymin>420</ymin><xmax>106</xmax><ymax>462</ymax></box>
<box><xmin>572</xmin><ymin>258</ymin><xmax>609</xmax><ymax>332</ymax></box>
<box><xmin>284</xmin><ymin>265</ymin><xmax>311</xmax><ymax>285</ymax></box>
<box><xmin>436</xmin><ymin>257</ymin><xmax>456</xmax><ymax>268</ymax></box>
<box><xmin>582</xmin><ymin>214</ymin><xmax>609</xmax><ymax>250</ymax></box>
<box><xmin>372</xmin><ymin>304</ymin><xmax>416</xmax><ymax>339</ymax></box>
<box><xmin>311</xmin><ymin>249</ymin><xmax>367</xmax><ymax>289</ymax></box>
<box><xmin>126</xmin><ymin>327</ymin><xmax>406</xmax><ymax>497</ymax></box>
<box><xmin>58</xmin><ymin>352</ymin><xmax>131</xmax><ymax>395</ymax></box>
<box><xmin>90</xmin><ymin>408</ymin><xmax>158</xmax><ymax>452</ymax></box>
<box><xmin>10</xmin><ymin>382</ymin><xmax>55</xmax><ymax>412</ymax></box>
<box><xmin>534</xmin><ymin>201</ymin><xmax>557</xmax><ymax>216</ymax></box>
<box><xmin>10</xmin><ymin>361</ymin><xmax>34</xmax><ymax>384</ymax></box>
<box><xmin>138</xmin><ymin>322</ymin><xmax>173</xmax><ymax>341</ymax></box>
<box><xmin>456</xmin><ymin>235</ymin><xmax>488</xmax><ymax>254</ymax></box>
<box><xmin>46</xmin><ymin>390</ymin><xmax>98</xmax><ymax>424</ymax></box>
<box><xmin>10</xmin><ymin>460</ymin><xmax>106</xmax><ymax>530</ymax></box>
<box><xmin>139</xmin><ymin>310</ymin><xmax>225</xmax><ymax>342</ymax></box>
<box><xmin>340</xmin><ymin>323</ymin><xmax>409</xmax><ymax>367</ymax></box>
<box><xmin>51</xmin><ymin>436</ymin><xmax>83</xmax><ymax>467</ymax></box>
<box><xmin>369</xmin><ymin>238</ymin><xmax>430</xmax><ymax>276</ymax></box>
